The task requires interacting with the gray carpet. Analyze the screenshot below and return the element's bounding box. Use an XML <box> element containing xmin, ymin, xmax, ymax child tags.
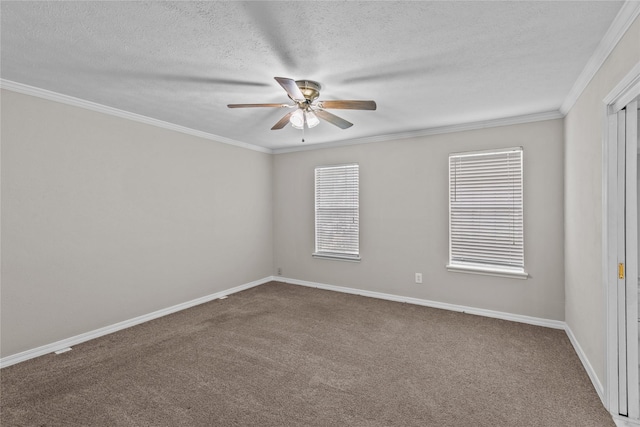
<box><xmin>1</xmin><ymin>281</ymin><xmax>614</xmax><ymax>426</ymax></box>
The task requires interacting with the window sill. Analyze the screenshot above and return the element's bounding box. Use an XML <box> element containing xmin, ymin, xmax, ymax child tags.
<box><xmin>446</xmin><ymin>264</ymin><xmax>528</xmax><ymax>280</ymax></box>
<box><xmin>313</xmin><ymin>253</ymin><xmax>361</xmax><ymax>263</ymax></box>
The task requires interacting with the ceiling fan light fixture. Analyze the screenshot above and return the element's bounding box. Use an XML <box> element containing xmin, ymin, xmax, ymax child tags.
<box><xmin>229</xmin><ymin>77</ymin><xmax>374</xmax><ymax>132</ymax></box>
<box><xmin>305</xmin><ymin>111</ymin><xmax>320</xmax><ymax>128</ymax></box>
<box><xmin>290</xmin><ymin>109</ymin><xmax>304</xmax><ymax>129</ymax></box>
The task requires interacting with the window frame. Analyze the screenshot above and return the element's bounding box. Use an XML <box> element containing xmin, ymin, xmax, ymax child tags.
<box><xmin>313</xmin><ymin>163</ymin><xmax>361</xmax><ymax>262</ymax></box>
<box><xmin>446</xmin><ymin>147</ymin><xmax>528</xmax><ymax>279</ymax></box>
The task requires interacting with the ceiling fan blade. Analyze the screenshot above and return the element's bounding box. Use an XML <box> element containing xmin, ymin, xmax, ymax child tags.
<box><xmin>227</xmin><ymin>103</ymin><xmax>290</xmax><ymax>108</ymax></box>
<box><xmin>315</xmin><ymin>110</ymin><xmax>353</xmax><ymax>129</ymax></box>
<box><xmin>271</xmin><ymin>111</ymin><xmax>295</xmax><ymax>130</ymax></box>
<box><xmin>317</xmin><ymin>100</ymin><xmax>377</xmax><ymax>110</ymax></box>
<box><xmin>274</xmin><ymin>77</ymin><xmax>305</xmax><ymax>101</ymax></box>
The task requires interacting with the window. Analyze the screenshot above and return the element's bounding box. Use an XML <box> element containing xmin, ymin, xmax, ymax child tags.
<box><xmin>447</xmin><ymin>147</ymin><xmax>527</xmax><ymax>278</ymax></box>
<box><xmin>314</xmin><ymin>164</ymin><xmax>360</xmax><ymax>261</ymax></box>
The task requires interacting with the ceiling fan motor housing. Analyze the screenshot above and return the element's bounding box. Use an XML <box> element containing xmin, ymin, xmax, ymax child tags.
<box><xmin>295</xmin><ymin>80</ymin><xmax>321</xmax><ymax>102</ymax></box>
<box><xmin>227</xmin><ymin>77</ymin><xmax>373</xmax><ymax>130</ymax></box>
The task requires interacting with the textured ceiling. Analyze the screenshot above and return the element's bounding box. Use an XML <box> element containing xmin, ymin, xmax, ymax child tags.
<box><xmin>0</xmin><ymin>1</ymin><xmax>625</xmax><ymax>151</ymax></box>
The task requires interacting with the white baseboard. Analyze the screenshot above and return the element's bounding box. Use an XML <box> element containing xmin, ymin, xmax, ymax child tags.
<box><xmin>277</xmin><ymin>277</ymin><xmax>566</xmax><ymax>329</ymax></box>
<box><xmin>2</xmin><ymin>273</ymin><xmax>612</xmax><ymax>424</ymax></box>
<box><xmin>614</xmin><ymin>415</ymin><xmax>640</xmax><ymax>427</ymax></box>
<box><xmin>0</xmin><ymin>276</ymin><xmax>274</xmax><ymax>369</ymax></box>
<box><xmin>565</xmin><ymin>324</ymin><xmax>605</xmax><ymax>405</ymax></box>
<box><xmin>3</xmin><ymin>275</ymin><xmax>621</xmax><ymax>425</ymax></box>
<box><xmin>277</xmin><ymin>277</ymin><xmax>627</xmax><ymax>422</ymax></box>
<box><xmin>278</xmin><ymin>277</ymin><xmax>619</xmax><ymax>419</ymax></box>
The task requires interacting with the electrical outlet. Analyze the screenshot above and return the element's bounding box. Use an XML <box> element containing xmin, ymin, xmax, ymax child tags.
<box><xmin>415</xmin><ymin>273</ymin><xmax>423</xmax><ymax>284</ymax></box>
<box><xmin>277</xmin><ymin>267</ymin><xmax>282</xmax><ymax>276</ymax></box>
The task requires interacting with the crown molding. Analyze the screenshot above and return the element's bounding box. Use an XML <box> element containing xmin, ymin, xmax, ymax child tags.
<box><xmin>2</xmin><ymin>4</ymin><xmax>637</xmax><ymax>156</ymax></box>
<box><xmin>0</xmin><ymin>79</ymin><xmax>272</xmax><ymax>154</ymax></box>
<box><xmin>604</xmin><ymin>60</ymin><xmax>640</xmax><ymax>113</ymax></box>
<box><xmin>2</xmin><ymin>78</ymin><xmax>563</xmax><ymax>156</ymax></box>
<box><xmin>560</xmin><ymin>0</ymin><xmax>640</xmax><ymax>115</ymax></box>
<box><xmin>272</xmin><ymin>110</ymin><xmax>564</xmax><ymax>154</ymax></box>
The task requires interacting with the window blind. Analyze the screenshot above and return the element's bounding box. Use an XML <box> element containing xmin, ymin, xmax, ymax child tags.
<box><xmin>448</xmin><ymin>148</ymin><xmax>524</xmax><ymax>272</ymax></box>
<box><xmin>314</xmin><ymin>164</ymin><xmax>359</xmax><ymax>259</ymax></box>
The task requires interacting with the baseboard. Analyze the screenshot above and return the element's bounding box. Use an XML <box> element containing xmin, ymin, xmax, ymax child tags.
<box><xmin>277</xmin><ymin>277</ymin><xmax>566</xmax><ymax>330</ymax></box>
<box><xmin>275</xmin><ymin>277</ymin><xmax>624</xmax><ymax>422</ymax></box>
<box><xmin>614</xmin><ymin>415</ymin><xmax>640</xmax><ymax>427</ymax></box>
<box><xmin>277</xmin><ymin>277</ymin><xmax>618</xmax><ymax>416</ymax></box>
<box><xmin>4</xmin><ymin>275</ymin><xmax>616</xmax><ymax>423</ymax></box>
<box><xmin>564</xmin><ymin>324</ymin><xmax>605</xmax><ymax>405</ymax></box>
<box><xmin>0</xmin><ymin>276</ymin><xmax>274</xmax><ymax>369</ymax></box>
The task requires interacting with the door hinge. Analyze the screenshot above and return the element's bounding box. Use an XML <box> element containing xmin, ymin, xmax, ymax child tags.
<box><xmin>618</xmin><ymin>262</ymin><xmax>625</xmax><ymax>279</ymax></box>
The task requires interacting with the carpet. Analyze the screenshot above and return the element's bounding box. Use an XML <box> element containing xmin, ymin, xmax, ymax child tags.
<box><xmin>0</xmin><ymin>281</ymin><xmax>614</xmax><ymax>426</ymax></box>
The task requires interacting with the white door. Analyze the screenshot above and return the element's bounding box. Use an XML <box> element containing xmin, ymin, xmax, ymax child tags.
<box><xmin>619</xmin><ymin>99</ymin><xmax>640</xmax><ymax>419</ymax></box>
<box><xmin>631</xmin><ymin>101</ymin><xmax>640</xmax><ymax>420</ymax></box>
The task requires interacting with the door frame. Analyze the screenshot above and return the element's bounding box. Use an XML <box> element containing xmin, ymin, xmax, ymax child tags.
<box><xmin>604</xmin><ymin>60</ymin><xmax>640</xmax><ymax>423</ymax></box>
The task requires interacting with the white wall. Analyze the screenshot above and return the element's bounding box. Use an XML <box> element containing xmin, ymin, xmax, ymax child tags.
<box><xmin>564</xmin><ymin>15</ymin><xmax>640</xmax><ymax>386</ymax></box>
<box><xmin>0</xmin><ymin>89</ymin><xmax>274</xmax><ymax>358</ymax></box>
<box><xmin>274</xmin><ymin>119</ymin><xmax>565</xmax><ymax>320</ymax></box>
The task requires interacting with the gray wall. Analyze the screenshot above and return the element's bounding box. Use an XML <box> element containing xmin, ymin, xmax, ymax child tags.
<box><xmin>564</xmin><ymin>15</ymin><xmax>640</xmax><ymax>386</ymax></box>
<box><xmin>1</xmin><ymin>89</ymin><xmax>274</xmax><ymax>357</ymax></box>
<box><xmin>274</xmin><ymin>119</ymin><xmax>565</xmax><ymax>320</ymax></box>
<box><xmin>9</xmin><ymin>12</ymin><xmax>637</xmax><ymax>365</ymax></box>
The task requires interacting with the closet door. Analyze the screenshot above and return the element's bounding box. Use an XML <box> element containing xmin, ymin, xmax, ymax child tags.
<box><xmin>628</xmin><ymin>101</ymin><xmax>639</xmax><ymax>420</ymax></box>
<box><xmin>618</xmin><ymin>106</ymin><xmax>628</xmax><ymax>416</ymax></box>
<box><xmin>622</xmin><ymin>99</ymin><xmax>639</xmax><ymax>419</ymax></box>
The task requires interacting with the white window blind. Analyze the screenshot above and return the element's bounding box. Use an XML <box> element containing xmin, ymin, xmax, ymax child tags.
<box><xmin>448</xmin><ymin>148</ymin><xmax>525</xmax><ymax>275</ymax></box>
<box><xmin>314</xmin><ymin>164</ymin><xmax>360</xmax><ymax>260</ymax></box>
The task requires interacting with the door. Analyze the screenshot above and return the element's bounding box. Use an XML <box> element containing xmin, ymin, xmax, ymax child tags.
<box><xmin>618</xmin><ymin>99</ymin><xmax>640</xmax><ymax>419</ymax></box>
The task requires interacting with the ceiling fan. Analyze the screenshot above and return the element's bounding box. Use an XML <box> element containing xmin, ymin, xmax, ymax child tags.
<box><xmin>227</xmin><ymin>77</ymin><xmax>376</xmax><ymax>131</ymax></box>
